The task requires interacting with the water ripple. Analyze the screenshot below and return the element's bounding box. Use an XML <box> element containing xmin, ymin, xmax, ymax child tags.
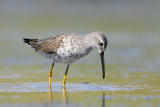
<box><xmin>0</xmin><ymin>82</ymin><xmax>142</xmax><ymax>93</ymax></box>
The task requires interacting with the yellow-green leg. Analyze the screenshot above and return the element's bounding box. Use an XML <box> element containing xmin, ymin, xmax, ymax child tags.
<box><xmin>62</xmin><ymin>64</ymin><xmax>70</xmax><ymax>87</ymax></box>
<box><xmin>49</xmin><ymin>61</ymin><xmax>54</xmax><ymax>87</ymax></box>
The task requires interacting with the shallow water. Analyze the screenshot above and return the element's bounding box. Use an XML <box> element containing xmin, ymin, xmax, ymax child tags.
<box><xmin>0</xmin><ymin>32</ymin><xmax>160</xmax><ymax>107</ymax></box>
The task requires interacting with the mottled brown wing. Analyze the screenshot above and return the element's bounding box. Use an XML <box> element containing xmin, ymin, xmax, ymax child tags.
<box><xmin>35</xmin><ymin>36</ymin><xmax>62</xmax><ymax>54</ymax></box>
<box><xmin>33</xmin><ymin>33</ymin><xmax>76</xmax><ymax>54</ymax></box>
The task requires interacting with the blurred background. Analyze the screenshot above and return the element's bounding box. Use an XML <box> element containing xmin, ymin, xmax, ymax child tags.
<box><xmin>0</xmin><ymin>0</ymin><xmax>160</xmax><ymax>32</ymax></box>
<box><xmin>0</xmin><ymin>0</ymin><xmax>160</xmax><ymax>107</ymax></box>
<box><xmin>0</xmin><ymin>0</ymin><xmax>160</xmax><ymax>65</ymax></box>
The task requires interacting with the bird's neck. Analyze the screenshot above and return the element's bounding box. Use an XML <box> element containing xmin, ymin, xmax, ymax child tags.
<box><xmin>84</xmin><ymin>34</ymin><xmax>97</xmax><ymax>49</ymax></box>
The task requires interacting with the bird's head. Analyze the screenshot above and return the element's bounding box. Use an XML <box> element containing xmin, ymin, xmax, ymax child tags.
<box><xmin>87</xmin><ymin>32</ymin><xmax>108</xmax><ymax>79</ymax></box>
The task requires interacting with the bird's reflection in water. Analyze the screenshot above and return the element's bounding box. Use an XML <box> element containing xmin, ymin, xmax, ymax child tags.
<box><xmin>48</xmin><ymin>85</ymin><xmax>106</xmax><ymax>107</ymax></box>
<box><xmin>62</xmin><ymin>86</ymin><xmax>68</xmax><ymax>103</ymax></box>
<box><xmin>102</xmin><ymin>93</ymin><xmax>105</xmax><ymax>107</ymax></box>
<box><xmin>48</xmin><ymin>86</ymin><xmax>68</xmax><ymax>105</ymax></box>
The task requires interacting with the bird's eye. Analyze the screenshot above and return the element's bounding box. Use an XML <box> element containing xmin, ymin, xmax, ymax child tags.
<box><xmin>99</xmin><ymin>43</ymin><xmax>103</xmax><ymax>46</ymax></box>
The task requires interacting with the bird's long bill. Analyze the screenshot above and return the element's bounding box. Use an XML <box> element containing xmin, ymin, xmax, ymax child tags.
<box><xmin>100</xmin><ymin>52</ymin><xmax>105</xmax><ymax>79</ymax></box>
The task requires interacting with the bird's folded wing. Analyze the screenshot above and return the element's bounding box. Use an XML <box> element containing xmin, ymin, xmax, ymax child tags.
<box><xmin>36</xmin><ymin>36</ymin><xmax>60</xmax><ymax>54</ymax></box>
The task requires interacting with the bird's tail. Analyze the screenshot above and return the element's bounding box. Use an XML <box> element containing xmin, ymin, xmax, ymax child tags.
<box><xmin>23</xmin><ymin>38</ymin><xmax>38</xmax><ymax>48</ymax></box>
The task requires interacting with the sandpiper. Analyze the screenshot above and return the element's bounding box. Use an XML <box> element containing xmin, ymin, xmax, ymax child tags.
<box><xmin>23</xmin><ymin>32</ymin><xmax>108</xmax><ymax>87</ymax></box>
